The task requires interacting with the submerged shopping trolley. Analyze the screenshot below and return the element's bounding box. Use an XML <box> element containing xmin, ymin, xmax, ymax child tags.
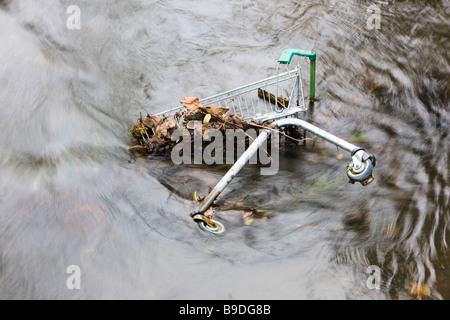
<box><xmin>156</xmin><ymin>49</ymin><xmax>376</xmax><ymax>235</ymax></box>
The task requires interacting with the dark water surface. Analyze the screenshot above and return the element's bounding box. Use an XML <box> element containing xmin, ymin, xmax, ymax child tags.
<box><xmin>0</xmin><ymin>0</ymin><xmax>449</xmax><ymax>299</ymax></box>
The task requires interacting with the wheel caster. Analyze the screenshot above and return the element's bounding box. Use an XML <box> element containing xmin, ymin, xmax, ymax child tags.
<box><xmin>191</xmin><ymin>211</ymin><xmax>226</xmax><ymax>235</ymax></box>
<box><xmin>347</xmin><ymin>149</ymin><xmax>376</xmax><ymax>186</ymax></box>
<box><xmin>197</xmin><ymin>219</ymin><xmax>226</xmax><ymax>235</ymax></box>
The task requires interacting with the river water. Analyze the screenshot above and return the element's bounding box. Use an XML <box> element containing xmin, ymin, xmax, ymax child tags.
<box><xmin>0</xmin><ymin>0</ymin><xmax>448</xmax><ymax>300</ymax></box>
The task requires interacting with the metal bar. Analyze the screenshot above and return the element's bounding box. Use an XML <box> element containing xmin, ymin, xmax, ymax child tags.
<box><xmin>194</xmin><ymin>116</ymin><xmax>360</xmax><ymax>216</ymax></box>
<box><xmin>262</xmin><ymin>81</ymin><xmax>269</xmax><ymax>114</ymax></box>
<box><xmin>196</xmin><ymin>129</ymin><xmax>271</xmax><ymax>213</ymax></box>
<box><xmin>298</xmin><ymin>66</ymin><xmax>306</xmax><ymax>108</ymax></box>
<box><xmin>288</xmin><ymin>67</ymin><xmax>301</xmax><ymax>109</ymax></box>
<box><xmin>275</xmin><ymin>63</ymin><xmax>280</xmax><ymax>112</ymax></box>
<box><xmin>201</xmin><ymin>76</ymin><xmax>297</xmax><ymax>107</ymax></box>
<box><xmin>273</xmin><ymin>118</ymin><xmax>357</xmax><ymax>153</ymax></box>
<box><xmin>200</xmin><ymin>69</ymin><xmax>299</xmax><ymax>104</ymax></box>
<box><xmin>193</xmin><ymin>116</ymin><xmax>360</xmax><ymax>215</ymax></box>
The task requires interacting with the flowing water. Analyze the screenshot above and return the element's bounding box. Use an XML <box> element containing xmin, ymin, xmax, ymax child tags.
<box><xmin>0</xmin><ymin>0</ymin><xmax>449</xmax><ymax>300</ymax></box>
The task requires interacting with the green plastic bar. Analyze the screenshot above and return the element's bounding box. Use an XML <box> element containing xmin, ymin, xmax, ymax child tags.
<box><xmin>310</xmin><ymin>59</ymin><xmax>316</xmax><ymax>101</ymax></box>
<box><xmin>278</xmin><ymin>48</ymin><xmax>316</xmax><ymax>101</ymax></box>
<box><xmin>278</xmin><ymin>48</ymin><xmax>316</xmax><ymax>64</ymax></box>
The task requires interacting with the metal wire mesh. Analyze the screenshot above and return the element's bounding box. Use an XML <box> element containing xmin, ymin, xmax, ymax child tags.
<box><xmin>157</xmin><ymin>66</ymin><xmax>306</xmax><ymax>122</ymax></box>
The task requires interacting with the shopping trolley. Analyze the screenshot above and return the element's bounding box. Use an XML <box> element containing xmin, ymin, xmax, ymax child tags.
<box><xmin>156</xmin><ymin>49</ymin><xmax>376</xmax><ymax>235</ymax></box>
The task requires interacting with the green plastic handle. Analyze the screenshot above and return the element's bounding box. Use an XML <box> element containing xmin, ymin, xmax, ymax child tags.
<box><xmin>278</xmin><ymin>48</ymin><xmax>317</xmax><ymax>101</ymax></box>
<box><xmin>278</xmin><ymin>48</ymin><xmax>316</xmax><ymax>64</ymax></box>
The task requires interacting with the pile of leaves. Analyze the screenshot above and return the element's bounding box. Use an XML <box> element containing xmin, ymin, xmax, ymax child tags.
<box><xmin>128</xmin><ymin>97</ymin><xmax>302</xmax><ymax>158</ymax></box>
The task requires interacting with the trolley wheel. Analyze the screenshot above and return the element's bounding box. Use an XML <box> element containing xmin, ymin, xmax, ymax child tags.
<box><xmin>197</xmin><ymin>219</ymin><xmax>225</xmax><ymax>235</ymax></box>
<box><xmin>347</xmin><ymin>158</ymin><xmax>374</xmax><ymax>185</ymax></box>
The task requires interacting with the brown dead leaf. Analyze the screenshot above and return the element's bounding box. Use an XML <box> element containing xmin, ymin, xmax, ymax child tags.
<box><xmin>242</xmin><ymin>210</ymin><xmax>267</xmax><ymax>226</ymax></box>
<box><xmin>180</xmin><ymin>97</ymin><xmax>203</xmax><ymax>112</ymax></box>
<box><xmin>203</xmin><ymin>114</ymin><xmax>211</xmax><ymax>123</ymax></box>
<box><xmin>142</xmin><ymin>114</ymin><xmax>163</xmax><ymax>128</ymax></box>
<box><xmin>199</xmin><ymin>106</ymin><xmax>229</xmax><ymax>117</ymax></box>
<box><xmin>186</xmin><ymin>121</ymin><xmax>196</xmax><ymax>130</ymax></box>
<box><xmin>149</xmin><ymin>136</ymin><xmax>165</xmax><ymax>147</ymax></box>
<box><xmin>155</xmin><ymin>119</ymin><xmax>177</xmax><ymax>136</ymax></box>
<box><xmin>129</xmin><ymin>94</ymin><xmax>302</xmax><ymax>158</ymax></box>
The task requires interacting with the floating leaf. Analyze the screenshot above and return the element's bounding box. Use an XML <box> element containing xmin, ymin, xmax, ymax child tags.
<box><xmin>350</xmin><ymin>132</ymin><xmax>368</xmax><ymax>142</ymax></box>
<box><xmin>244</xmin><ymin>218</ymin><xmax>255</xmax><ymax>226</ymax></box>
<box><xmin>336</xmin><ymin>152</ymin><xmax>344</xmax><ymax>160</ymax></box>
<box><xmin>126</xmin><ymin>145</ymin><xmax>145</xmax><ymax>151</ymax></box>
<box><xmin>409</xmin><ymin>281</ymin><xmax>430</xmax><ymax>297</ymax></box>
<box><xmin>242</xmin><ymin>212</ymin><xmax>253</xmax><ymax>225</ymax></box>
